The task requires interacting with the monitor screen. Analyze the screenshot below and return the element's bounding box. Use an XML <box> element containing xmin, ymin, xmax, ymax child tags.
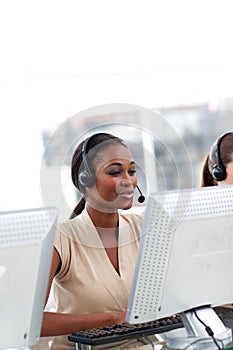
<box><xmin>126</xmin><ymin>186</ymin><xmax>233</xmax><ymax>348</ymax></box>
<box><xmin>0</xmin><ymin>207</ymin><xmax>58</xmax><ymax>349</ymax></box>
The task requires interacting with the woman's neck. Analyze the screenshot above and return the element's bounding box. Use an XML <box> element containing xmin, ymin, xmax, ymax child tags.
<box><xmin>86</xmin><ymin>205</ymin><xmax>119</xmax><ymax>229</ymax></box>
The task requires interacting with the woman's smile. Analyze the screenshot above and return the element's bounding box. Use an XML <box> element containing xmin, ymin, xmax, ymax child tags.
<box><xmin>117</xmin><ymin>190</ymin><xmax>134</xmax><ymax>200</ymax></box>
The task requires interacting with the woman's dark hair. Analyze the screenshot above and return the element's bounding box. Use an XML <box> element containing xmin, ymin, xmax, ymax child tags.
<box><xmin>201</xmin><ymin>154</ymin><xmax>217</xmax><ymax>187</ymax></box>
<box><xmin>201</xmin><ymin>132</ymin><xmax>233</xmax><ymax>187</ymax></box>
<box><xmin>70</xmin><ymin>132</ymin><xmax>126</xmax><ymax>219</ymax></box>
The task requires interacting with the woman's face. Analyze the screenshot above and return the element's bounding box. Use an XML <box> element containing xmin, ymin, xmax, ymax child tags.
<box><xmin>85</xmin><ymin>143</ymin><xmax>138</xmax><ymax>212</ymax></box>
<box><xmin>223</xmin><ymin>161</ymin><xmax>233</xmax><ymax>184</ymax></box>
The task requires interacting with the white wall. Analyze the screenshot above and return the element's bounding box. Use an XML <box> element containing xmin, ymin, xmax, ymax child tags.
<box><xmin>1</xmin><ymin>0</ymin><xmax>233</xmax><ymax>211</ymax></box>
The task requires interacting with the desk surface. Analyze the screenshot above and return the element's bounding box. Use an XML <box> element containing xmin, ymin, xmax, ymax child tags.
<box><xmin>32</xmin><ymin>335</ymin><xmax>233</xmax><ymax>350</ymax></box>
<box><xmin>32</xmin><ymin>335</ymin><xmax>164</xmax><ymax>350</ymax></box>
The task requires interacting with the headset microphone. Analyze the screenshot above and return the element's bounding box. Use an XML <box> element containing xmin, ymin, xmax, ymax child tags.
<box><xmin>136</xmin><ymin>186</ymin><xmax>145</xmax><ymax>203</ymax></box>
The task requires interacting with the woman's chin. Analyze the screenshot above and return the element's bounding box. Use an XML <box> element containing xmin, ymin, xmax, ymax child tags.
<box><xmin>121</xmin><ymin>200</ymin><xmax>133</xmax><ymax>210</ymax></box>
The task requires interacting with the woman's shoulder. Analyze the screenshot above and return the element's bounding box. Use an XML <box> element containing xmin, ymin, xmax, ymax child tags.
<box><xmin>56</xmin><ymin>210</ymin><xmax>91</xmax><ymax>239</ymax></box>
<box><xmin>59</xmin><ymin>209</ymin><xmax>90</xmax><ymax>226</ymax></box>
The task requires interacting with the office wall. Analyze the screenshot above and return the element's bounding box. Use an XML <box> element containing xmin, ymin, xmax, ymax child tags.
<box><xmin>1</xmin><ymin>1</ymin><xmax>233</xmax><ymax>214</ymax></box>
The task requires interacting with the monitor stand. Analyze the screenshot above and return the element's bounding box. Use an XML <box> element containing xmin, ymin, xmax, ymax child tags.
<box><xmin>166</xmin><ymin>306</ymin><xmax>232</xmax><ymax>349</ymax></box>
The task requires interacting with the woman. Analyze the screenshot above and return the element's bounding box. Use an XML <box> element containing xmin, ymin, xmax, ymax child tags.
<box><xmin>41</xmin><ymin>132</ymin><xmax>144</xmax><ymax>337</ymax></box>
<box><xmin>201</xmin><ymin>131</ymin><xmax>233</xmax><ymax>315</ymax></box>
<box><xmin>201</xmin><ymin>132</ymin><xmax>233</xmax><ymax>187</ymax></box>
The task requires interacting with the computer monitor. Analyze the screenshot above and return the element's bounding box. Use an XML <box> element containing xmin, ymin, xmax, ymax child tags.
<box><xmin>126</xmin><ymin>185</ymin><xmax>233</xmax><ymax>349</ymax></box>
<box><xmin>0</xmin><ymin>207</ymin><xmax>58</xmax><ymax>350</ymax></box>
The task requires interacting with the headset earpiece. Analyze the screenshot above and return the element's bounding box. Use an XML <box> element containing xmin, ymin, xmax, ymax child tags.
<box><xmin>212</xmin><ymin>164</ymin><xmax>226</xmax><ymax>182</ymax></box>
<box><xmin>211</xmin><ymin>132</ymin><xmax>231</xmax><ymax>182</ymax></box>
<box><xmin>79</xmin><ymin>169</ymin><xmax>95</xmax><ymax>187</ymax></box>
<box><xmin>78</xmin><ymin>136</ymin><xmax>95</xmax><ymax>188</ymax></box>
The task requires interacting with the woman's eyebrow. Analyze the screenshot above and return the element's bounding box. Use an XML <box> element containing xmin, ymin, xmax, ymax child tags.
<box><xmin>105</xmin><ymin>161</ymin><xmax>136</xmax><ymax>169</ymax></box>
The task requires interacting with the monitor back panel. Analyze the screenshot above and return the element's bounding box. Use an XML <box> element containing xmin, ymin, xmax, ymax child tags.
<box><xmin>127</xmin><ymin>186</ymin><xmax>233</xmax><ymax>324</ymax></box>
<box><xmin>0</xmin><ymin>207</ymin><xmax>57</xmax><ymax>349</ymax></box>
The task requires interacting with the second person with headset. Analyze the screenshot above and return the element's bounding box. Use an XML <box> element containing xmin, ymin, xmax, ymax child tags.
<box><xmin>201</xmin><ymin>131</ymin><xmax>233</xmax><ymax>313</ymax></box>
<box><xmin>201</xmin><ymin>132</ymin><xmax>233</xmax><ymax>187</ymax></box>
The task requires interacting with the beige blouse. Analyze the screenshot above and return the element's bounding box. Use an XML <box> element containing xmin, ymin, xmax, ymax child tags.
<box><xmin>53</xmin><ymin>209</ymin><xmax>143</xmax><ymax>314</ymax></box>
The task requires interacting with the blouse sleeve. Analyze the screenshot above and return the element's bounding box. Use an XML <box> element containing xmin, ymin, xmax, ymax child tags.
<box><xmin>53</xmin><ymin>222</ymin><xmax>72</xmax><ymax>280</ymax></box>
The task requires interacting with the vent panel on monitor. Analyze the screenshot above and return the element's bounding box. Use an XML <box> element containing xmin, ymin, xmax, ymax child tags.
<box><xmin>156</xmin><ymin>186</ymin><xmax>233</xmax><ymax>222</ymax></box>
<box><xmin>0</xmin><ymin>207</ymin><xmax>57</xmax><ymax>246</ymax></box>
<box><xmin>129</xmin><ymin>200</ymin><xmax>174</xmax><ymax>317</ymax></box>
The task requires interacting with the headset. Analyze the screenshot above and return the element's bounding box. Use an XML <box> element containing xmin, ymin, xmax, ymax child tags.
<box><xmin>212</xmin><ymin>132</ymin><xmax>232</xmax><ymax>182</ymax></box>
<box><xmin>78</xmin><ymin>134</ymin><xmax>145</xmax><ymax>203</ymax></box>
<box><xmin>78</xmin><ymin>135</ymin><xmax>96</xmax><ymax>188</ymax></box>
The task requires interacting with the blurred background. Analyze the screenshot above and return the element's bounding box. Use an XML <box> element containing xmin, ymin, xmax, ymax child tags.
<box><xmin>1</xmin><ymin>0</ymin><xmax>233</xmax><ymax>221</ymax></box>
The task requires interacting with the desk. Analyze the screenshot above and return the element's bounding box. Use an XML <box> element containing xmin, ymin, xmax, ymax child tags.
<box><xmin>31</xmin><ymin>335</ymin><xmax>233</xmax><ymax>350</ymax></box>
<box><xmin>32</xmin><ymin>335</ymin><xmax>166</xmax><ymax>350</ymax></box>
<box><xmin>30</xmin><ymin>307</ymin><xmax>233</xmax><ymax>350</ymax></box>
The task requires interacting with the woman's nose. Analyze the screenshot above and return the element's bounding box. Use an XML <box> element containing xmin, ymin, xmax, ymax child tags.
<box><xmin>120</xmin><ymin>179</ymin><xmax>131</xmax><ymax>187</ymax></box>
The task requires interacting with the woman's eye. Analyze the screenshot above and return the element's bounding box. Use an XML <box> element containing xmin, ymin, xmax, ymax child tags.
<box><xmin>129</xmin><ymin>169</ymin><xmax>136</xmax><ymax>176</ymax></box>
<box><xmin>108</xmin><ymin>168</ymin><xmax>136</xmax><ymax>177</ymax></box>
<box><xmin>108</xmin><ymin>170</ymin><xmax>121</xmax><ymax>176</ymax></box>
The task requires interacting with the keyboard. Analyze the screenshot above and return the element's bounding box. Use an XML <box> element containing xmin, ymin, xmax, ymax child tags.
<box><xmin>68</xmin><ymin>314</ymin><xmax>183</xmax><ymax>346</ymax></box>
<box><xmin>68</xmin><ymin>307</ymin><xmax>233</xmax><ymax>347</ymax></box>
